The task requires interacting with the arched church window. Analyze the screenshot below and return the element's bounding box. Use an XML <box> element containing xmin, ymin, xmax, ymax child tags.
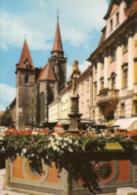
<box><xmin>40</xmin><ymin>93</ymin><xmax>45</xmax><ymax>122</ymax></box>
<box><xmin>25</xmin><ymin>75</ymin><xmax>29</xmax><ymax>84</ymax></box>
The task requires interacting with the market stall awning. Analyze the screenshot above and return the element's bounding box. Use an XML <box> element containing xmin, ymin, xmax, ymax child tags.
<box><xmin>111</xmin><ymin>117</ymin><xmax>137</xmax><ymax>131</ymax></box>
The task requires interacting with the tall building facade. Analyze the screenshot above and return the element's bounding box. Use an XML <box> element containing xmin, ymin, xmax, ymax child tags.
<box><xmin>14</xmin><ymin>19</ymin><xmax>67</xmax><ymax>129</ymax></box>
<box><xmin>49</xmin><ymin>0</ymin><xmax>137</xmax><ymax>131</ymax></box>
<box><xmin>88</xmin><ymin>0</ymin><xmax>137</xmax><ymax>129</ymax></box>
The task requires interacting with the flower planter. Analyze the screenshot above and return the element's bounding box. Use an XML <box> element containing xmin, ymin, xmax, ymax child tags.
<box><xmin>105</xmin><ymin>142</ymin><xmax>123</xmax><ymax>150</ymax></box>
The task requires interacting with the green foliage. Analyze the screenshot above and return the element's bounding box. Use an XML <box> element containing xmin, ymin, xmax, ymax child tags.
<box><xmin>0</xmin><ymin>108</ymin><xmax>13</xmax><ymax>127</ymax></box>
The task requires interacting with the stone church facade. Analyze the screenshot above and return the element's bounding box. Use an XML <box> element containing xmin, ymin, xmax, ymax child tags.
<box><xmin>11</xmin><ymin>19</ymin><xmax>67</xmax><ymax>130</ymax></box>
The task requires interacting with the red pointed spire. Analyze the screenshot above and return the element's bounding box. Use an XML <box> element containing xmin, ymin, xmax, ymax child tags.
<box><xmin>52</xmin><ymin>15</ymin><xmax>63</xmax><ymax>52</ymax></box>
<box><xmin>18</xmin><ymin>39</ymin><xmax>34</xmax><ymax>69</ymax></box>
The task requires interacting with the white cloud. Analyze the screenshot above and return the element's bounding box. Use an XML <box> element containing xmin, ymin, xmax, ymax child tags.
<box><xmin>0</xmin><ymin>84</ymin><xmax>16</xmax><ymax>111</ymax></box>
<box><xmin>0</xmin><ymin>42</ymin><xmax>8</xmax><ymax>51</ymax></box>
<box><xmin>1</xmin><ymin>0</ymin><xmax>108</xmax><ymax>50</ymax></box>
<box><xmin>79</xmin><ymin>61</ymin><xmax>91</xmax><ymax>73</ymax></box>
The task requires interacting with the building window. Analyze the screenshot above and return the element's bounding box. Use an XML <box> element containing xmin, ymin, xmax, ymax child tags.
<box><xmin>110</xmin><ymin>72</ymin><xmax>116</xmax><ymax>89</ymax></box>
<box><xmin>101</xmin><ymin>59</ymin><xmax>104</xmax><ymax>69</ymax></box>
<box><xmin>135</xmin><ymin>102</ymin><xmax>137</xmax><ymax>114</ymax></box>
<box><xmin>92</xmin><ymin>110</ymin><xmax>95</xmax><ymax>121</ymax></box>
<box><xmin>81</xmin><ymin>83</ymin><xmax>84</xmax><ymax>94</ymax></box>
<box><xmin>87</xmin><ymin>99</ymin><xmax>89</xmax><ymax>112</ymax></box>
<box><xmin>40</xmin><ymin>92</ymin><xmax>45</xmax><ymax>122</ymax></box>
<box><xmin>116</xmin><ymin>12</ymin><xmax>119</xmax><ymax>25</ymax></box>
<box><xmin>82</xmin><ymin>102</ymin><xmax>84</xmax><ymax>113</ymax></box>
<box><xmin>25</xmin><ymin>75</ymin><xmax>29</xmax><ymax>83</ymax></box>
<box><xmin>134</xmin><ymin>40</ymin><xmax>137</xmax><ymax>47</ymax></box>
<box><xmin>100</xmin><ymin>77</ymin><xmax>104</xmax><ymax>90</ymax></box>
<box><xmin>121</xmin><ymin>103</ymin><xmax>125</xmax><ymax>117</ymax></box>
<box><xmin>94</xmin><ymin>64</ymin><xmax>97</xmax><ymax>74</ymax></box>
<box><xmin>25</xmin><ymin>59</ymin><xmax>31</xmax><ymax>69</ymax></box>
<box><xmin>122</xmin><ymin>64</ymin><xmax>128</xmax><ymax>88</ymax></box>
<box><xmin>110</xmin><ymin>19</ymin><xmax>113</xmax><ymax>31</ymax></box>
<box><xmin>123</xmin><ymin>39</ymin><xmax>128</xmax><ymax>53</ymax></box>
<box><xmin>87</xmin><ymin>79</ymin><xmax>89</xmax><ymax>90</ymax></box>
<box><xmin>133</xmin><ymin>101</ymin><xmax>137</xmax><ymax>115</ymax></box>
<box><xmin>124</xmin><ymin>69</ymin><xmax>128</xmax><ymax>87</ymax></box>
<box><xmin>98</xmin><ymin>108</ymin><xmax>102</xmax><ymax>120</ymax></box>
<box><xmin>94</xmin><ymin>82</ymin><xmax>97</xmax><ymax>99</ymax></box>
<box><xmin>110</xmin><ymin>48</ymin><xmax>116</xmax><ymax>62</ymax></box>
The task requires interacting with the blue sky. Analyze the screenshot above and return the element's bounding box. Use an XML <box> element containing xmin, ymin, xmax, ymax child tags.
<box><xmin>0</xmin><ymin>0</ymin><xmax>110</xmax><ymax>111</ymax></box>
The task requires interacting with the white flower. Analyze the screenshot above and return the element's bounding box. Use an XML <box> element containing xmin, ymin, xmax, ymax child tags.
<box><xmin>111</xmin><ymin>134</ymin><xmax>115</xmax><ymax>137</ymax></box>
<box><xmin>61</xmin><ymin>145</ymin><xmax>64</xmax><ymax>148</ymax></box>
<box><xmin>53</xmin><ymin>146</ymin><xmax>58</xmax><ymax>151</ymax></box>
<box><xmin>58</xmin><ymin>137</ymin><xmax>62</xmax><ymax>141</ymax></box>
<box><xmin>22</xmin><ymin>148</ymin><xmax>27</xmax><ymax>154</ymax></box>
<box><xmin>68</xmin><ymin>139</ymin><xmax>72</xmax><ymax>144</ymax></box>
<box><xmin>102</xmin><ymin>132</ymin><xmax>106</xmax><ymax>137</ymax></box>
<box><xmin>0</xmin><ymin>137</ymin><xmax>3</xmax><ymax>140</ymax></box>
<box><xmin>46</xmin><ymin>156</ymin><xmax>48</xmax><ymax>159</ymax></box>
<box><xmin>32</xmin><ymin>131</ymin><xmax>38</xmax><ymax>135</ymax></box>
<box><xmin>64</xmin><ymin>143</ymin><xmax>67</xmax><ymax>147</ymax></box>
<box><xmin>31</xmin><ymin>154</ymin><xmax>35</xmax><ymax>157</ymax></box>
<box><xmin>74</xmin><ymin>141</ymin><xmax>78</xmax><ymax>145</ymax></box>
<box><xmin>68</xmin><ymin>148</ymin><xmax>73</xmax><ymax>152</ymax></box>
<box><xmin>48</xmin><ymin>144</ymin><xmax>52</xmax><ymax>148</ymax></box>
<box><xmin>64</xmin><ymin>137</ymin><xmax>69</xmax><ymax>141</ymax></box>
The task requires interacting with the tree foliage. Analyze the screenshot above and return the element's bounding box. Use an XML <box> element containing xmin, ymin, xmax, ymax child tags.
<box><xmin>0</xmin><ymin>108</ymin><xmax>13</xmax><ymax>127</ymax></box>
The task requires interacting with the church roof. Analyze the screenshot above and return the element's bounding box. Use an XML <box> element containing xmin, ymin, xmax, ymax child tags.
<box><xmin>18</xmin><ymin>39</ymin><xmax>34</xmax><ymax>69</ymax></box>
<box><xmin>37</xmin><ymin>62</ymin><xmax>56</xmax><ymax>81</ymax></box>
<box><xmin>52</xmin><ymin>21</ymin><xmax>63</xmax><ymax>52</ymax></box>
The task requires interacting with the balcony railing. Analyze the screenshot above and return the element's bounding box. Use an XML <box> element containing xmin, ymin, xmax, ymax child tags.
<box><xmin>97</xmin><ymin>88</ymin><xmax>119</xmax><ymax>104</ymax></box>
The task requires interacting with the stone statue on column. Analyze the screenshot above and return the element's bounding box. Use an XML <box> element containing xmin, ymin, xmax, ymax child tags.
<box><xmin>67</xmin><ymin>60</ymin><xmax>82</xmax><ymax>131</ymax></box>
<box><xmin>67</xmin><ymin>60</ymin><xmax>81</xmax><ymax>95</ymax></box>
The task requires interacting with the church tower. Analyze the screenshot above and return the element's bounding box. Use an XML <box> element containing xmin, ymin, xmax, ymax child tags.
<box><xmin>49</xmin><ymin>13</ymin><xmax>67</xmax><ymax>97</ymax></box>
<box><xmin>16</xmin><ymin>39</ymin><xmax>36</xmax><ymax>129</ymax></box>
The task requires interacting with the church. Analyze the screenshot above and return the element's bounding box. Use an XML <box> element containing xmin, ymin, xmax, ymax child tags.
<box><xmin>9</xmin><ymin>18</ymin><xmax>67</xmax><ymax>130</ymax></box>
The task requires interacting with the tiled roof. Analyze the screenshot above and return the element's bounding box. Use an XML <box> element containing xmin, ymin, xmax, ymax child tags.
<box><xmin>37</xmin><ymin>62</ymin><xmax>56</xmax><ymax>81</ymax></box>
<box><xmin>18</xmin><ymin>40</ymin><xmax>34</xmax><ymax>69</ymax></box>
<box><xmin>0</xmin><ymin>111</ymin><xmax>4</xmax><ymax>117</ymax></box>
<box><xmin>52</xmin><ymin>22</ymin><xmax>63</xmax><ymax>52</ymax></box>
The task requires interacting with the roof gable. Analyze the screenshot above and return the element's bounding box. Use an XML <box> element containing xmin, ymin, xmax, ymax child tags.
<box><xmin>18</xmin><ymin>40</ymin><xmax>34</xmax><ymax>69</ymax></box>
<box><xmin>104</xmin><ymin>0</ymin><xmax>121</xmax><ymax>20</ymax></box>
<box><xmin>37</xmin><ymin>62</ymin><xmax>56</xmax><ymax>81</ymax></box>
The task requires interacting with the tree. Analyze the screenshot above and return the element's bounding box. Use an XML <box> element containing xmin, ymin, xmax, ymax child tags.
<box><xmin>0</xmin><ymin>108</ymin><xmax>13</xmax><ymax>127</ymax></box>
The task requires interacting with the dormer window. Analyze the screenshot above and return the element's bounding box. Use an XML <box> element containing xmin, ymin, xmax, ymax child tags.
<box><xmin>116</xmin><ymin>12</ymin><xmax>119</xmax><ymax>25</ymax></box>
<box><xmin>24</xmin><ymin>59</ymin><xmax>31</xmax><ymax>69</ymax></box>
<box><xmin>110</xmin><ymin>19</ymin><xmax>113</xmax><ymax>32</ymax></box>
